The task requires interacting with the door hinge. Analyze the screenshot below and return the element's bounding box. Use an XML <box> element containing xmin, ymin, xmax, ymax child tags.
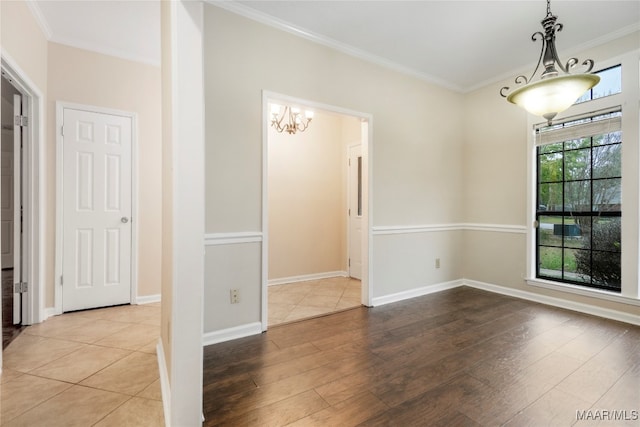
<box><xmin>14</xmin><ymin>282</ymin><xmax>28</xmax><ymax>293</ymax></box>
<box><xmin>349</xmin><ymin>158</ymin><xmax>351</xmax><ymax>166</ymax></box>
<box><xmin>14</xmin><ymin>115</ymin><xmax>28</xmax><ymax>127</ymax></box>
<box><xmin>61</xmin><ymin>126</ymin><xmax>64</xmax><ymax>136</ymax></box>
<box><xmin>348</xmin><ymin>258</ymin><xmax>351</xmax><ymax>267</ymax></box>
<box><xmin>60</xmin><ymin>275</ymin><xmax>63</xmax><ymax>286</ymax></box>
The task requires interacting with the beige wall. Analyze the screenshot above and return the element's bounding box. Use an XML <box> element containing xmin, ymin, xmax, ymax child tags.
<box><xmin>268</xmin><ymin>110</ymin><xmax>360</xmax><ymax>280</ymax></box>
<box><xmin>463</xmin><ymin>32</ymin><xmax>640</xmax><ymax>317</ymax></box>
<box><xmin>47</xmin><ymin>43</ymin><xmax>162</xmax><ymax>304</ymax></box>
<box><xmin>204</xmin><ymin>5</ymin><xmax>465</xmax><ymax>333</ymax></box>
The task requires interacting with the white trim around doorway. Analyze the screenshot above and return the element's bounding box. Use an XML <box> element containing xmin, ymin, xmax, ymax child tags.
<box><xmin>1</xmin><ymin>53</ymin><xmax>45</xmax><ymax>325</ymax></box>
<box><xmin>54</xmin><ymin>101</ymin><xmax>139</xmax><ymax>315</ymax></box>
<box><xmin>261</xmin><ymin>91</ymin><xmax>374</xmax><ymax>331</ymax></box>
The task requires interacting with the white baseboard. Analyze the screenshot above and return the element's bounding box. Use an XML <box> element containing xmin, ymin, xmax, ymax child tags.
<box><xmin>268</xmin><ymin>271</ymin><xmax>348</xmax><ymax>286</ymax></box>
<box><xmin>463</xmin><ymin>279</ymin><xmax>640</xmax><ymax>326</ymax></box>
<box><xmin>156</xmin><ymin>339</ymin><xmax>171</xmax><ymax>425</ymax></box>
<box><xmin>202</xmin><ymin>322</ymin><xmax>262</xmax><ymax>346</ymax></box>
<box><xmin>371</xmin><ymin>279</ymin><xmax>463</xmax><ymax>307</ymax></box>
<box><xmin>135</xmin><ymin>294</ymin><xmax>161</xmax><ymax>305</ymax></box>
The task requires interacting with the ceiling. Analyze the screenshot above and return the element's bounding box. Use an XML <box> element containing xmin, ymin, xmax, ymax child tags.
<box><xmin>29</xmin><ymin>0</ymin><xmax>639</xmax><ymax>92</ymax></box>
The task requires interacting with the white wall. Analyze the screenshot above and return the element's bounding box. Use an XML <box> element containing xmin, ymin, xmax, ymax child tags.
<box><xmin>203</xmin><ymin>4</ymin><xmax>465</xmax><ymax>335</ymax></box>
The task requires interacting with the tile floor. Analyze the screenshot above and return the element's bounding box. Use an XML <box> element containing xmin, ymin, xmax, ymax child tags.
<box><xmin>0</xmin><ymin>303</ymin><xmax>164</xmax><ymax>426</ymax></box>
<box><xmin>268</xmin><ymin>276</ymin><xmax>361</xmax><ymax>326</ymax></box>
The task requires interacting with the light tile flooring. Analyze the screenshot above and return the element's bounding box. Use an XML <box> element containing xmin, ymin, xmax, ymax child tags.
<box><xmin>1</xmin><ymin>303</ymin><xmax>164</xmax><ymax>426</ymax></box>
<box><xmin>268</xmin><ymin>276</ymin><xmax>361</xmax><ymax>326</ymax></box>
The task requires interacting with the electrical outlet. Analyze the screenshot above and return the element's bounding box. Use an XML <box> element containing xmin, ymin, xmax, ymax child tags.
<box><xmin>230</xmin><ymin>289</ymin><xmax>240</xmax><ymax>304</ymax></box>
<box><xmin>435</xmin><ymin>258</ymin><xmax>441</xmax><ymax>269</ymax></box>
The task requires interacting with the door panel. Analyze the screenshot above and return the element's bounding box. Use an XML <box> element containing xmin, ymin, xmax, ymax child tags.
<box><xmin>62</xmin><ymin>108</ymin><xmax>132</xmax><ymax>312</ymax></box>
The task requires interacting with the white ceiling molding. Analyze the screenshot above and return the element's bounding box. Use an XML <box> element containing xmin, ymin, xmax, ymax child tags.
<box><xmin>207</xmin><ymin>0</ymin><xmax>464</xmax><ymax>93</ymax></box>
<box><xmin>27</xmin><ymin>1</ymin><xmax>161</xmax><ymax>68</ymax></box>
<box><xmin>25</xmin><ymin>0</ymin><xmax>52</xmax><ymax>40</ymax></box>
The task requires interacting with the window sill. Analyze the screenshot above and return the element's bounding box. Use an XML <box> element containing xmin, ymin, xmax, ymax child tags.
<box><xmin>526</xmin><ymin>278</ymin><xmax>640</xmax><ymax>307</ymax></box>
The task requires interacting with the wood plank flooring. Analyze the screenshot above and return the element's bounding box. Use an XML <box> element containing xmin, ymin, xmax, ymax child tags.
<box><xmin>202</xmin><ymin>286</ymin><xmax>640</xmax><ymax>426</ymax></box>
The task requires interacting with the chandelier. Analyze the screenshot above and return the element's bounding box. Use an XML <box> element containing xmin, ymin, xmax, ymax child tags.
<box><xmin>500</xmin><ymin>0</ymin><xmax>600</xmax><ymax>124</ymax></box>
<box><xmin>270</xmin><ymin>104</ymin><xmax>314</xmax><ymax>135</ymax></box>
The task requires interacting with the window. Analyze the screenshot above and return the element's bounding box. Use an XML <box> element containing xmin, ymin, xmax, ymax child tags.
<box><xmin>576</xmin><ymin>65</ymin><xmax>622</xmax><ymax>104</ymax></box>
<box><xmin>535</xmin><ymin>110</ymin><xmax>622</xmax><ymax>292</ymax></box>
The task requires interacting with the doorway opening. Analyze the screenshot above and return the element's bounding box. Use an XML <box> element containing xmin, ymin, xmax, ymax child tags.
<box><xmin>0</xmin><ymin>54</ymin><xmax>44</xmax><ymax>347</ymax></box>
<box><xmin>262</xmin><ymin>92</ymin><xmax>371</xmax><ymax>328</ymax></box>
<box><xmin>1</xmin><ymin>72</ymin><xmax>25</xmax><ymax>348</ymax></box>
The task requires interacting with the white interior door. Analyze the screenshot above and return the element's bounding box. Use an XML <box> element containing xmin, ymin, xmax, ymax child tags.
<box><xmin>62</xmin><ymin>108</ymin><xmax>132</xmax><ymax>312</ymax></box>
<box><xmin>348</xmin><ymin>144</ymin><xmax>362</xmax><ymax>280</ymax></box>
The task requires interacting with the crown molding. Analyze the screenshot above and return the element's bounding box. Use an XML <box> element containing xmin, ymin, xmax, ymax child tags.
<box><xmin>206</xmin><ymin>0</ymin><xmax>463</xmax><ymax>93</ymax></box>
<box><xmin>25</xmin><ymin>0</ymin><xmax>53</xmax><ymax>40</ymax></box>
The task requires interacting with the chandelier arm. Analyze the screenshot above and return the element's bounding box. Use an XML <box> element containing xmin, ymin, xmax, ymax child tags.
<box><xmin>272</xmin><ymin>107</ymin><xmax>289</xmax><ymax>133</ymax></box>
<box><xmin>582</xmin><ymin>59</ymin><xmax>595</xmax><ymax>73</ymax></box>
<box><xmin>547</xmin><ymin>37</ymin><xmax>568</xmax><ymax>74</ymax></box>
<box><xmin>527</xmin><ymin>31</ymin><xmax>547</xmax><ymax>82</ymax></box>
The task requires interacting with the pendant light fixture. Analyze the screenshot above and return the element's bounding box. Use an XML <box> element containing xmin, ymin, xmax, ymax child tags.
<box><xmin>500</xmin><ymin>0</ymin><xmax>600</xmax><ymax>124</ymax></box>
<box><xmin>270</xmin><ymin>104</ymin><xmax>314</xmax><ymax>135</ymax></box>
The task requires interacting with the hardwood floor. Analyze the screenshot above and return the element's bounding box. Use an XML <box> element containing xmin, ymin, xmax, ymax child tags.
<box><xmin>202</xmin><ymin>286</ymin><xmax>640</xmax><ymax>426</ymax></box>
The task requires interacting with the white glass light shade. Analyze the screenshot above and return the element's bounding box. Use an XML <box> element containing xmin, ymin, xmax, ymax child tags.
<box><xmin>507</xmin><ymin>74</ymin><xmax>600</xmax><ymax>121</ymax></box>
<box><xmin>305</xmin><ymin>110</ymin><xmax>314</xmax><ymax>119</ymax></box>
<box><xmin>270</xmin><ymin>104</ymin><xmax>281</xmax><ymax>117</ymax></box>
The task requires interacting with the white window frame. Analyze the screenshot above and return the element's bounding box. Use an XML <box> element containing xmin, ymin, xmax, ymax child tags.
<box><xmin>525</xmin><ymin>50</ymin><xmax>640</xmax><ymax>305</ymax></box>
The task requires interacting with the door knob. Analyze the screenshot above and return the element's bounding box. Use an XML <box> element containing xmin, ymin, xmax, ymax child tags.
<box><xmin>121</xmin><ymin>217</ymin><xmax>129</xmax><ymax>223</ymax></box>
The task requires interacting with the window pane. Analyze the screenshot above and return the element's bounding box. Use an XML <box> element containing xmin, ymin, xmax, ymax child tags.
<box><xmin>539</xmin><ymin>153</ymin><xmax>563</xmax><ymax>183</ymax></box>
<box><xmin>565</xmin><ymin>181</ymin><xmax>591</xmax><ymax>212</ymax></box>
<box><xmin>591</xmin><ymin>251</ymin><xmax>621</xmax><ymax>290</ymax></box>
<box><xmin>538</xmin><ymin>215</ymin><xmax>562</xmax><ymax>247</ymax></box>
<box><xmin>592</xmin><ymin>217</ymin><xmax>621</xmax><ymax>252</ymax></box>
<box><xmin>539</xmin><ymin>142</ymin><xmax>563</xmax><ymax>154</ymax></box>
<box><xmin>593</xmin><ymin>131</ymin><xmax>621</xmax><ymax>147</ymax></box>
<box><xmin>575</xmin><ymin>65</ymin><xmax>622</xmax><ymax>103</ymax></box>
<box><xmin>566</xmin><ymin>248</ymin><xmax>590</xmax><ymax>283</ymax></box>
<box><xmin>564</xmin><ymin>138</ymin><xmax>590</xmax><ymax>150</ymax></box>
<box><xmin>592</xmin><ymin>66</ymin><xmax>622</xmax><ymax>99</ymax></box>
<box><xmin>564</xmin><ymin>148</ymin><xmax>591</xmax><ymax>181</ymax></box>
<box><xmin>593</xmin><ymin>178</ymin><xmax>621</xmax><ymax>211</ymax></box>
<box><xmin>538</xmin><ymin>183</ymin><xmax>562</xmax><ymax>211</ymax></box>
<box><xmin>563</xmin><ymin>216</ymin><xmax>590</xmax><ymax>249</ymax></box>
<box><xmin>539</xmin><ymin>247</ymin><xmax>562</xmax><ymax>279</ymax></box>
<box><xmin>592</xmin><ymin>144</ymin><xmax>621</xmax><ymax>179</ymax></box>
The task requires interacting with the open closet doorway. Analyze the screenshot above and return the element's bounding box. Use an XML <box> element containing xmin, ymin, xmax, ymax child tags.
<box><xmin>1</xmin><ymin>71</ymin><xmax>27</xmax><ymax>348</ymax></box>
<box><xmin>263</xmin><ymin>93</ymin><xmax>371</xmax><ymax>327</ymax></box>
